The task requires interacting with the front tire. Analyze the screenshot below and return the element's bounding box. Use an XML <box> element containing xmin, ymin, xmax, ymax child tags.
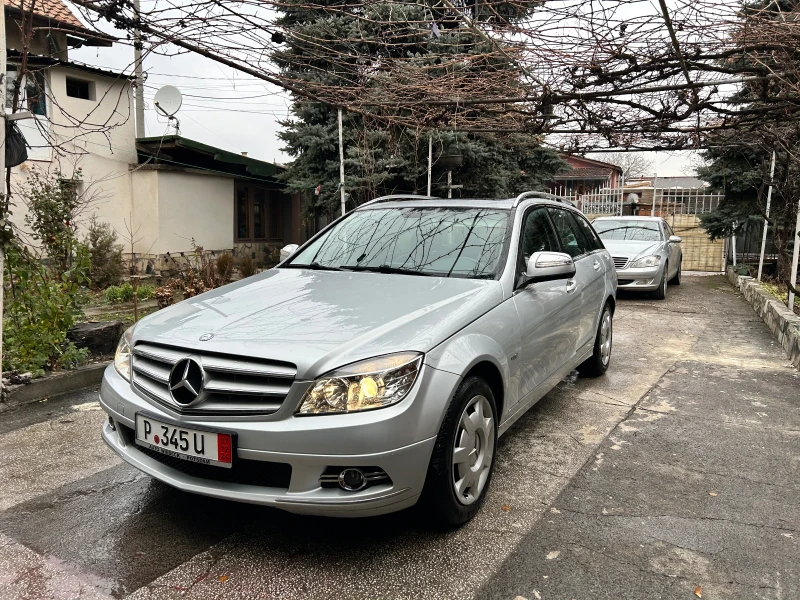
<box><xmin>652</xmin><ymin>266</ymin><xmax>667</xmax><ymax>300</ymax></box>
<box><xmin>578</xmin><ymin>302</ymin><xmax>613</xmax><ymax>376</ymax></box>
<box><xmin>669</xmin><ymin>260</ymin><xmax>681</xmax><ymax>285</ymax></box>
<box><xmin>421</xmin><ymin>376</ymin><xmax>497</xmax><ymax>528</ymax></box>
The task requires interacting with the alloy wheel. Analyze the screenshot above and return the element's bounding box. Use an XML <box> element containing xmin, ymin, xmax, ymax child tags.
<box><xmin>600</xmin><ymin>310</ymin><xmax>613</xmax><ymax>366</ymax></box>
<box><xmin>452</xmin><ymin>395</ymin><xmax>495</xmax><ymax>505</ymax></box>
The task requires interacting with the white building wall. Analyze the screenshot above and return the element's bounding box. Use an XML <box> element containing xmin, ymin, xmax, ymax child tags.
<box><xmin>156</xmin><ymin>171</ymin><xmax>234</xmax><ymax>255</ymax></box>
<box><xmin>9</xmin><ymin>65</ymin><xmax>138</xmax><ymax>251</ymax></box>
<box><xmin>129</xmin><ymin>170</ymin><xmax>159</xmax><ymax>255</ymax></box>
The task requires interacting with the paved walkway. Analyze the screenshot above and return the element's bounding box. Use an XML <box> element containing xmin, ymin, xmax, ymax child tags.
<box><xmin>480</xmin><ymin>276</ymin><xmax>800</xmax><ymax>600</ymax></box>
<box><xmin>0</xmin><ymin>275</ymin><xmax>796</xmax><ymax>599</ymax></box>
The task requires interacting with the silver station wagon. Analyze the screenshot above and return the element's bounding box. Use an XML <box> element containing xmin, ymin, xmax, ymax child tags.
<box><xmin>100</xmin><ymin>192</ymin><xmax>617</xmax><ymax>526</ymax></box>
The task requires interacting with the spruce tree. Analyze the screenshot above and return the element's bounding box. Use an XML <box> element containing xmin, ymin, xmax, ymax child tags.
<box><xmin>273</xmin><ymin>1</ymin><xmax>566</xmax><ymax>222</ymax></box>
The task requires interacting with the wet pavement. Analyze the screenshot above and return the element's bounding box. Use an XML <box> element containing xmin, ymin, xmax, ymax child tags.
<box><xmin>0</xmin><ymin>275</ymin><xmax>797</xmax><ymax>599</ymax></box>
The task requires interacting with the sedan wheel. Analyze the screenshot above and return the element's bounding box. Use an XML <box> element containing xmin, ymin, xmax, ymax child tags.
<box><xmin>599</xmin><ymin>310</ymin><xmax>612</xmax><ymax>367</ymax></box>
<box><xmin>652</xmin><ymin>266</ymin><xmax>667</xmax><ymax>300</ymax></box>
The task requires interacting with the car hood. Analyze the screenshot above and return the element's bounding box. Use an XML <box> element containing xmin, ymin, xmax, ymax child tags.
<box><xmin>133</xmin><ymin>268</ymin><xmax>503</xmax><ymax>379</ymax></box>
<box><xmin>601</xmin><ymin>239</ymin><xmax>662</xmax><ymax>260</ymax></box>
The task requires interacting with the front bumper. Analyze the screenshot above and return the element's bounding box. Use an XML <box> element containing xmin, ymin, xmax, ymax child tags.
<box><xmin>100</xmin><ymin>364</ymin><xmax>457</xmax><ymax>516</ymax></box>
<box><xmin>615</xmin><ymin>265</ymin><xmax>663</xmax><ymax>291</ymax></box>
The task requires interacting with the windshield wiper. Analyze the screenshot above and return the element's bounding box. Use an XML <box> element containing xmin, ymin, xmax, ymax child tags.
<box><xmin>282</xmin><ymin>262</ymin><xmax>345</xmax><ymax>271</ymax></box>
<box><xmin>341</xmin><ymin>265</ymin><xmax>434</xmax><ymax>277</ymax></box>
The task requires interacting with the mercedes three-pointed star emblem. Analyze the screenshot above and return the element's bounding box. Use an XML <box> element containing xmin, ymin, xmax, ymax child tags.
<box><xmin>168</xmin><ymin>358</ymin><xmax>205</xmax><ymax>406</ymax></box>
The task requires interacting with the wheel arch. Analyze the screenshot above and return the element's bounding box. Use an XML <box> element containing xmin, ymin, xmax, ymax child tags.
<box><xmin>463</xmin><ymin>361</ymin><xmax>504</xmax><ymax>422</ymax></box>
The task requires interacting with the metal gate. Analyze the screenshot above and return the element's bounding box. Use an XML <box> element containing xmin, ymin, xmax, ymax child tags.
<box><xmin>651</xmin><ymin>189</ymin><xmax>725</xmax><ymax>273</ymax></box>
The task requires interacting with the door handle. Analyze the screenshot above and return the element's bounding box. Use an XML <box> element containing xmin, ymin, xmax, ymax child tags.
<box><xmin>592</xmin><ymin>260</ymin><xmax>601</xmax><ymax>271</ymax></box>
<box><xmin>566</xmin><ymin>279</ymin><xmax>578</xmax><ymax>293</ymax></box>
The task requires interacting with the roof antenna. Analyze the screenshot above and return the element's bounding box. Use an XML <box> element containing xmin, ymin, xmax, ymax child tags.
<box><xmin>153</xmin><ymin>85</ymin><xmax>182</xmax><ymax>135</ymax></box>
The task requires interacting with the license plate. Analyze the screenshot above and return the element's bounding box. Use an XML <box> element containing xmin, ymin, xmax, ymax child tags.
<box><xmin>135</xmin><ymin>414</ymin><xmax>233</xmax><ymax>468</ymax></box>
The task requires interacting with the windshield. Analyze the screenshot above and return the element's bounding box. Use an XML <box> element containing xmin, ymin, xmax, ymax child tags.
<box><xmin>593</xmin><ymin>220</ymin><xmax>663</xmax><ymax>242</ymax></box>
<box><xmin>287</xmin><ymin>207</ymin><xmax>510</xmax><ymax>278</ymax></box>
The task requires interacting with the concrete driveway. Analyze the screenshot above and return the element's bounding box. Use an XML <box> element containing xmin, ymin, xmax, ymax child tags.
<box><xmin>0</xmin><ymin>275</ymin><xmax>796</xmax><ymax>599</ymax></box>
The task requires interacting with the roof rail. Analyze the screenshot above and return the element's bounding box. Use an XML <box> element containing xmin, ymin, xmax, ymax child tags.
<box><xmin>512</xmin><ymin>191</ymin><xmax>574</xmax><ymax>208</ymax></box>
<box><xmin>358</xmin><ymin>194</ymin><xmax>439</xmax><ymax>208</ymax></box>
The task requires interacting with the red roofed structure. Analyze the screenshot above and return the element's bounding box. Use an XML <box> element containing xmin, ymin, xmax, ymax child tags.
<box><xmin>550</xmin><ymin>155</ymin><xmax>623</xmax><ymax>195</ymax></box>
<box><xmin>4</xmin><ymin>0</ymin><xmax>114</xmax><ymax>50</ymax></box>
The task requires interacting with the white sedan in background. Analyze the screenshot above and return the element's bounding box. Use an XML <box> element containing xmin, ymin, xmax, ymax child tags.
<box><xmin>592</xmin><ymin>216</ymin><xmax>682</xmax><ymax>299</ymax></box>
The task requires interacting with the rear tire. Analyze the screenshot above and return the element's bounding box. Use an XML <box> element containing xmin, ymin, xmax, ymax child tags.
<box><xmin>578</xmin><ymin>302</ymin><xmax>613</xmax><ymax>377</ymax></box>
<box><xmin>668</xmin><ymin>260</ymin><xmax>681</xmax><ymax>285</ymax></box>
<box><xmin>421</xmin><ymin>376</ymin><xmax>498</xmax><ymax>528</ymax></box>
<box><xmin>652</xmin><ymin>267</ymin><xmax>667</xmax><ymax>300</ymax></box>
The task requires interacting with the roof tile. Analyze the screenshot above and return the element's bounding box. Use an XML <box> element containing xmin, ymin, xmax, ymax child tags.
<box><xmin>5</xmin><ymin>0</ymin><xmax>85</xmax><ymax>29</ymax></box>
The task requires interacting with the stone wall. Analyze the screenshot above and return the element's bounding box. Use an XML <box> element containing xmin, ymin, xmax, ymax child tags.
<box><xmin>727</xmin><ymin>267</ymin><xmax>800</xmax><ymax>369</ymax></box>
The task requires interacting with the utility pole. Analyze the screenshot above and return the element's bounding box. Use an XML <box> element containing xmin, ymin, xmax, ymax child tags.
<box><xmin>789</xmin><ymin>199</ymin><xmax>800</xmax><ymax>310</ymax></box>
<box><xmin>757</xmin><ymin>150</ymin><xmax>776</xmax><ymax>281</ymax></box>
<box><xmin>338</xmin><ymin>108</ymin><xmax>345</xmax><ymax>216</ymax></box>
<box><xmin>133</xmin><ymin>0</ymin><xmax>146</xmax><ymax>138</ymax></box>
<box><xmin>0</xmin><ymin>0</ymin><xmax>6</xmax><ymax>387</ymax></box>
<box><xmin>427</xmin><ymin>135</ymin><xmax>432</xmax><ymax>196</ymax></box>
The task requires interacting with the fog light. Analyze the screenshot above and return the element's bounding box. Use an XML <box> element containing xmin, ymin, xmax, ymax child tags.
<box><xmin>338</xmin><ymin>468</ymin><xmax>367</xmax><ymax>491</ymax></box>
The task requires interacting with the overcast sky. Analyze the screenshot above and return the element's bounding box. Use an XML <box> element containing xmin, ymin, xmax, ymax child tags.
<box><xmin>69</xmin><ymin>8</ymin><xmax>702</xmax><ymax>177</ymax></box>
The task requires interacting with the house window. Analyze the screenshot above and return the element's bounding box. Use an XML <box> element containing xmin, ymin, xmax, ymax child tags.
<box><xmin>66</xmin><ymin>77</ymin><xmax>94</xmax><ymax>101</ymax></box>
<box><xmin>269</xmin><ymin>196</ymin><xmax>280</xmax><ymax>239</ymax></box>
<box><xmin>235</xmin><ymin>184</ymin><xmax>283</xmax><ymax>241</ymax></box>
<box><xmin>25</xmin><ymin>70</ymin><xmax>47</xmax><ymax>116</ymax></box>
<box><xmin>5</xmin><ymin>66</ymin><xmax>47</xmax><ymax>116</ymax></box>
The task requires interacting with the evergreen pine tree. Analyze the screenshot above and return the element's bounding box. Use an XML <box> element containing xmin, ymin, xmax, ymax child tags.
<box><xmin>273</xmin><ymin>1</ymin><xmax>566</xmax><ymax>222</ymax></box>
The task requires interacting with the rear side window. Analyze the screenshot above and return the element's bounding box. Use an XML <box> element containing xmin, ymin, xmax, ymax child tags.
<box><xmin>547</xmin><ymin>207</ymin><xmax>590</xmax><ymax>258</ymax></box>
<box><xmin>519</xmin><ymin>208</ymin><xmax>560</xmax><ymax>266</ymax></box>
<box><xmin>572</xmin><ymin>212</ymin><xmax>605</xmax><ymax>251</ymax></box>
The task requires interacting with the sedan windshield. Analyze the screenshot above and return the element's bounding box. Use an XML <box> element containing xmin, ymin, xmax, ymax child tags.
<box><xmin>286</xmin><ymin>207</ymin><xmax>510</xmax><ymax>278</ymax></box>
<box><xmin>593</xmin><ymin>220</ymin><xmax>663</xmax><ymax>242</ymax></box>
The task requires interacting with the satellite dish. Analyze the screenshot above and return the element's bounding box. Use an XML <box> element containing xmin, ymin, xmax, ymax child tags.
<box><xmin>153</xmin><ymin>85</ymin><xmax>182</xmax><ymax>117</ymax></box>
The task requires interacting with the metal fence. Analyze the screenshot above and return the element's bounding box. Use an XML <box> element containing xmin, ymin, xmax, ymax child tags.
<box><xmin>548</xmin><ymin>186</ymin><xmax>623</xmax><ymax>216</ymax></box>
<box><xmin>549</xmin><ymin>185</ymin><xmax>728</xmax><ymax>272</ymax></box>
<box><xmin>651</xmin><ymin>188</ymin><xmax>723</xmax><ymax>216</ymax></box>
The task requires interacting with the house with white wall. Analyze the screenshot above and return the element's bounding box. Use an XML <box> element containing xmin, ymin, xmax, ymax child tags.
<box><xmin>5</xmin><ymin>0</ymin><xmax>301</xmax><ymax>270</ymax></box>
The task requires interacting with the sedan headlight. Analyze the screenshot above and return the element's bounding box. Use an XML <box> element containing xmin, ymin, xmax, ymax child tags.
<box><xmin>630</xmin><ymin>255</ymin><xmax>661</xmax><ymax>268</ymax></box>
<box><xmin>297</xmin><ymin>352</ymin><xmax>423</xmax><ymax>415</ymax></box>
<box><xmin>114</xmin><ymin>326</ymin><xmax>135</xmax><ymax>381</ymax></box>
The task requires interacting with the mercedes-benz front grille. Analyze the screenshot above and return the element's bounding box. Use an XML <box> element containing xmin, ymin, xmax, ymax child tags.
<box><xmin>612</xmin><ymin>256</ymin><xmax>629</xmax><ymax>269</ymax></box>
<box><xmin>131</xmin><ymin>342</ymin><xmax>296</xmax><ymax>416</ymax></box>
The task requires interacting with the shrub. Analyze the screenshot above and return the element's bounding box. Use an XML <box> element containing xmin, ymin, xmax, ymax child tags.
<box><xmin>216</xmin><ymin>252</ymin><xmax>234</xmax><ymax>284</ymax></box>
<box><xmin>22</xmin><ymin>169</ymin><xmax>84</xmax><ymax>275</ymax></box>
<box><xmin>84</xmin><ymin>216</ymin><xmax>123</xmax><ymax>288</ymax></box>
<box><xmin>103</xmin><ymin>282</ymin><xmax>134</xmax><ymax>304</ymax></box>
<box><xmin>3</xmin><ymin>243</ymin><xmax>90</xmax><ymax>375</ymax></box>
<box><xmin>137</xmin><ymin>284</ymin><xmax>156</xmax><ymax>300</ymax></box>
<box><xmin>154</xmin><ymin>284</ymin><xmax>176</xmax><ymax>309</ymax></box>
<box><xmin>238</xmin><ymin>255</ymin><xmax>257</xmax><ymax>278</ymax></box>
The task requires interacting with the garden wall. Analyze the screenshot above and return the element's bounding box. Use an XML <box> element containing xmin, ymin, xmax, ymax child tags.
<box><xmin>727</xmin><ymin>267</ymin><xmax>800</xmax><ymax>369</ymax></box>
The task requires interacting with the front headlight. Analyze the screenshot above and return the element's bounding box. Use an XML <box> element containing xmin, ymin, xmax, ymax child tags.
<box><xmin>297</xmin><ymin>352</ymin><xmax>423</xmax><ymax>415</ymax></box>
<box><xmin>630</xmin><ymin>255</ymin><xmax>661</xmax><ymax>268</ymax></box>
<box><xmin>114</xmin><ymin>326</ymin><xmax>135</xmax><ymax>381</ymax></box>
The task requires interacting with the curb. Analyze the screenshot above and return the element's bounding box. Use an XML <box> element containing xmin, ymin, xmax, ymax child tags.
<box><xmin>727</xmin><ymin>267</ymin><xmax>800</xmax><ymax>369</ymax></box>
<box><xmin>0</xmin><ymin>361</ymin><xmax>110</xmax><ymax>414</ymax></box>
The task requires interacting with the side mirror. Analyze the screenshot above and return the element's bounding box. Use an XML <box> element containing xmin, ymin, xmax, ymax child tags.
<box><xmin>668</xmin><ymin>235</ymin><xmax>682</xmax><ymax>244</ymax></box>
<box><xmin>279</xmin><ymin>244</ymin><xmax>299</xmax><ymax>262</ymax></box>
<box><xmin>523</xmin><ymin>251</ymin><xmax>576</xmax><ymax>285</ymax></box>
